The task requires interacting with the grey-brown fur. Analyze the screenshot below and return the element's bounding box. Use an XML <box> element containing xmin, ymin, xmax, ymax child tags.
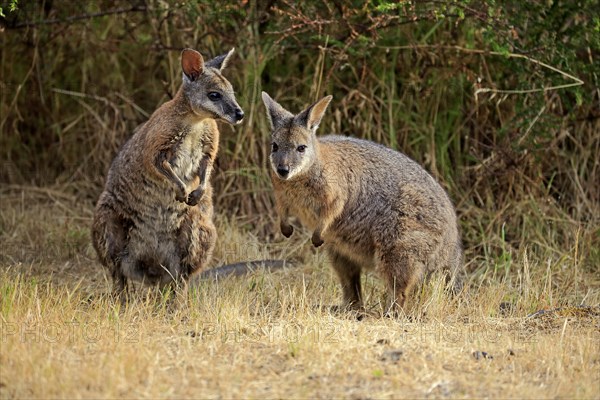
<box><xmin>92</xmin><ymin>48</ymin><xmax>243</xmax><ymax>293</ymax></box>
<box><xmin>262</xmin><ymin>92</ymin><xmax>463</xmax><ymax>313</ymax></box>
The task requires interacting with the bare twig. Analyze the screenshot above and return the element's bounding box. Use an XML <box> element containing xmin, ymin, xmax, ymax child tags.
<box><xmin>5</xmin><ymin>5</ymin><xmax>147</xmax><ymax>29</ymax></box>
<box><xmin>51</xmin><ymin>88</ymin><xmax>111</xmax><ymax>105</ymax></box>
<box><xmin>115</xmin><ymin>93</ymin><xmax>150</xmax><ymax>119</ymax></box>
<box><xmin>376</xmin><ymin>44</ymin><xmax>584</xmax><ymax>98</ymax></box>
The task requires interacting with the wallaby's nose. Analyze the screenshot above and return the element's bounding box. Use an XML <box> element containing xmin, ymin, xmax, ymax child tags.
<box><xmin>234</xmin><ymin>108</ymin><xmax>244</xmax><ymax>122</ymax></box>
<box><xmin>277</xmin><ymin>166</ymin><xmax>289</xmax><ymax>178</ymax></box>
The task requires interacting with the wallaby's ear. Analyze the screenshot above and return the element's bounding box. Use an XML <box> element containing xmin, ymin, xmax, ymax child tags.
<box><xmin>181</xmin><ymin>49</ymin><xmax>204</xmax><ymax>82</ymax></box>
<box><xmin>205</xmin><ymin>48</ymin><xmax>235</xmax><ymax>71</ymax></box>
<box><xmin>296</xmin><ymin>95</ymin><xmax>332</xmax><ymax>132</ymax></box>
<box><xmin>262</xmin><ymin>91</ymin><xmax>294</xmax><ymax>132</ymax></box>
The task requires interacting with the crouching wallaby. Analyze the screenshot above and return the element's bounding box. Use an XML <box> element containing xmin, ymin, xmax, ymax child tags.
<box><xmin>92</xmin><ymin>48</ymin><xmax>244</xmax><ymax>294</ymax></box>
<box><xmin>262</xmin><ymin>92</ymin><xmax>464</xmax><ymax>315</ymax></box>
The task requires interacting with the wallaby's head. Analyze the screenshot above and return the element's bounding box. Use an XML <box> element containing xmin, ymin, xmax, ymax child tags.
<box><xmin>181</xmin><ymin>48</ymin><xmax>244</xmax><ymax>125</ymax></box>
<box><xmin>262</xmin><ymin>92</ymin><xmax>332</xmax><ymax>181</ymax></box>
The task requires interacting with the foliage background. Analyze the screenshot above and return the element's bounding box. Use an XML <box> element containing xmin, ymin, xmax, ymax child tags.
<box><xmin>1</xmin><ymin>0</ymin><xmax>598</xmax><ymax>276</ymax></box>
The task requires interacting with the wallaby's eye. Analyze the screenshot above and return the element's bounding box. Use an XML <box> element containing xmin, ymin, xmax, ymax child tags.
<box><xmin>297</xmin><ymin>145</ymin><xmax>307</xmax><ymax>153</ymax></box>
<box><xmin>207</xmin><ymin>92</ymin><xmax>222</xmax><ymax>101</ymax></box>
<box><xmin>271</xmin><ymin>142</ymin><xmax>279</xmax><ymax>152</ymax></box>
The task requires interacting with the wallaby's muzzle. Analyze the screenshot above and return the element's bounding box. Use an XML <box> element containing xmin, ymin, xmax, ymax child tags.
<box><xmin>234</xmin><ymin>108</ymin><xmax>244</xmax><ymax>123</ymax></box>
<box><xmin>276</xmin><ymin>165</ymin><xmax>290</xmax><ymax>179</ymax></box>
<box><xmin>218</xmin><ymin>105</ymin><xmax>244</xmax><ymax>125</ymax></box>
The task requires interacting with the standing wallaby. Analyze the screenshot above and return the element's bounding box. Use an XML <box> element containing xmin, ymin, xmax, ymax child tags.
<box><xmin>92</xmin><ymin>48</ymin><xmax>244</xmax><ymax>293</ymax></box>
<box><xmin>262</xmin><ymin>92</ymin><xmax>464</xmax><ymax>314</ymax></box>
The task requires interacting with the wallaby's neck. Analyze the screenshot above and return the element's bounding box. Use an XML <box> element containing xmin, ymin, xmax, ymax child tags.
<box><xmin>172</xmin><ymin>87</ymin><xmax>197</xmax><ymax>120</ymax></box>
<box><xmin>313</xmin><ymin>140</ymin><xmax>325</xmax><ymax>174</ymax></box>
<box><xmin>164</xmin><ymin>86</ymin><xmax>210</xmax><ymax>125</ymax></box>
<box><xmin>141</xmin><ymin>87</ymin><xmax>210</xmax><ymax>142</ymax></box>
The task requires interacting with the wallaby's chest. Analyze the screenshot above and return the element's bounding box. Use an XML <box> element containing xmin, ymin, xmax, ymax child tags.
<box><xmin>172</xmin><ymin>126</ymin><xmax>212</xmax><ymax>182</ymax></box>
<box><xmin>281</xmin><ymin>183</ymin><xmax>325</xmax><ymax>230</ymax></box>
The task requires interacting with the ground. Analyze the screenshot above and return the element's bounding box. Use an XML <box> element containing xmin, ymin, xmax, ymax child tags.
<box><xmin>1</xmin><ymin>187</ymin><xmax>598</xmax><ymax>399</ymax></box>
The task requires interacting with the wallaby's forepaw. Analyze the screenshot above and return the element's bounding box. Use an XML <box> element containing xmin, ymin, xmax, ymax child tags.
<box><xmin>280</xmin><ymin>222</ymin><xmax>293</xmax><ymax>238</ymax></box>
<box><xmin>311</xmin><ymin>232</ymin><xmax>324</xmax><ymax>247</ymax></box>
<box><xmin>186</xmin><ymin>187</ymin><xmax>204</xmax><ymax>206</ymax></box>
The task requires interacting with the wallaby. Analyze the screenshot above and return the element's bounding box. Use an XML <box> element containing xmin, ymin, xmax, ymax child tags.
<box><xmin>92</xmin><ymin>48</ymin><xmax>244</xmax><ymax>294</ymax></box>
<box><xmin>262</xmin><ymin>92</ymin><xmax>464</xmax><ymax>314</ymax></box>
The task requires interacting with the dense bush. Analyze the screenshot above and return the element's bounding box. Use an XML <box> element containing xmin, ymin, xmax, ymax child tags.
<box><xmin>1</xmin><ymin>0</ymin><xmax>598</xmax><ymax>271</ymax></box>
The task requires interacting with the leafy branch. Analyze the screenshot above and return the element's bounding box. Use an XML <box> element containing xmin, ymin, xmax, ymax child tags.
<box><xmin>0</xmin><ymin>0</ymin><xmax>18</xmax><ymax>18</ymax></box>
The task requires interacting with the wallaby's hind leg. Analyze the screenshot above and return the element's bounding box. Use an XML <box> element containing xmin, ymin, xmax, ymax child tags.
<box><xmin>328</xmin><ymin>250</ymin><xmax>363</xmax><ymax>309</ymax></box>
<box><xmin>112</xmin><ymin>268</ymin><xmax>127</xmax><ymax>295</ymax></box>
<box><xmin>177</xmin><ymin>207</ymin><xmax>217</xmax><ymax>279</ymax></box>
<box><xmin>112</xmin><ymin>269</ymin><xmax>133</xmax><ymax>304</ymax></box>
<box><xmin>379</xmin><ymin>250</ymin><xmax>424</xmax><ymax>316</ymax></box>
<box><xmin>91</xmin><ymin>203</ymin><xmax>131</xmax><ymax>298</ymax></box>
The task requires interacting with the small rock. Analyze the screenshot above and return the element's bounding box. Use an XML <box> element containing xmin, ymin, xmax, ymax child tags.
<box><xmin>472</xmin><ymin>351</ymin><xmax>493</xmax><ymax>360</ymax></box>
<box><xmin>499</xmin><ymin>302</ymin><xmax>513</xmax><ymax>315</ymax></box>
<box><xmin>508</xmin><ymin>349</ymin><xmax>515</xmax><ymax>356</ymax></box>
<box><xmin>381</xmin><ymin>350</ymin><xmax>403</xmax><ymax>362</ymax></box>
<box><xmin>376</xmin><ymin>338</ymin><xmax>390</xmax><ymax>345</ymax></box>
<box><xmin>427</xmin><ymin>381</ymin><xmax>452</xmax><ymax>397</ymax></box>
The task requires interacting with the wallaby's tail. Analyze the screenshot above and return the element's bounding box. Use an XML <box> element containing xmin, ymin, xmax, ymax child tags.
<box><xmin>197</xmin><ymin>259</ymin><xmax>294</xmax><ymax>280</ymax></box>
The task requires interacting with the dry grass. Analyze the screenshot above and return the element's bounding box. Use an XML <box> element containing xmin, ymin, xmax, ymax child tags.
<box><xmin>1</xmin><ymin>2</ymin><xmax>598</xmax><ymax>398</ymax></box>
<box><xmin>1</xmin><ymin>189</ymin><xmax>598</xmax><ymax>399</ymax></box>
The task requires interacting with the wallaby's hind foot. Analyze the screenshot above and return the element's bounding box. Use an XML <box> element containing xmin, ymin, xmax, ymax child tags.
<box><xmin>327</xmin><ymin>304</ymin><xmax>377</xmax><ymax>321</ymax></box>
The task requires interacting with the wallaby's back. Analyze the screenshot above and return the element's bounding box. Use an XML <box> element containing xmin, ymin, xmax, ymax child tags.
<box><xmin>314</xmin><ymin>135</ymin><xmax>461</xmax><ymax>277</ymax></box>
